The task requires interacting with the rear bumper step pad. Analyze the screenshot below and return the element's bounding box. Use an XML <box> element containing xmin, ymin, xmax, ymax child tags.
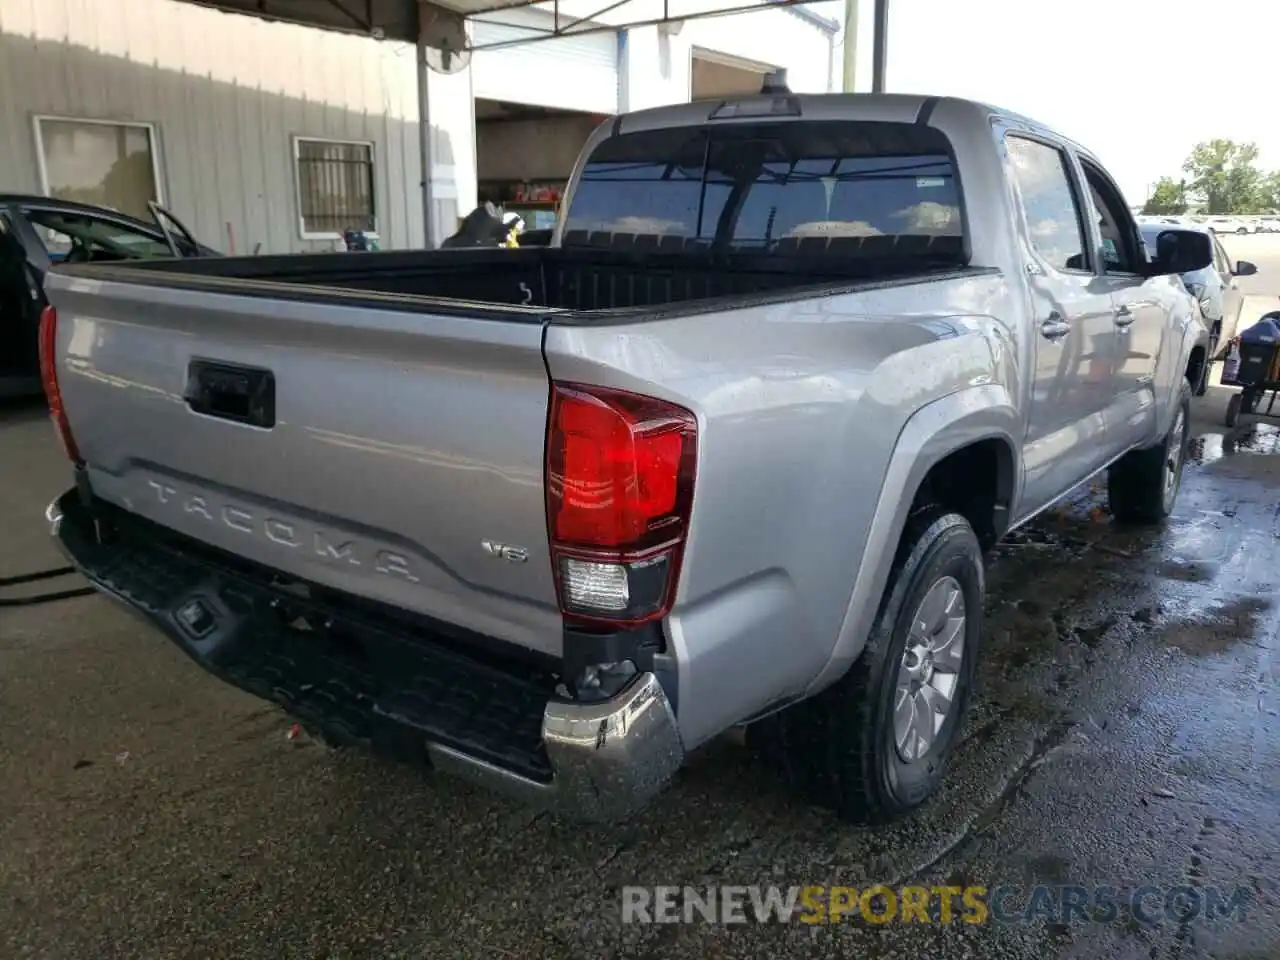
<box><xmin>48</xmin><ymin>490</ymin><xmax>684</xmax><ymax>821</ymax></box>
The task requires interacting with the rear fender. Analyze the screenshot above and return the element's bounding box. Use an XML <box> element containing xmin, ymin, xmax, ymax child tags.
<box><xmin>803</xmin><ymin>384</ymin><xmax>1021</xmax><ymax>695</ymax></box>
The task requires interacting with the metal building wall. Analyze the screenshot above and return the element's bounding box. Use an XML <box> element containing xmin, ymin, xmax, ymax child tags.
<box><xmin>471</xmin><ymin>8</ymin><xmax>620</xmax><ymax>114</ymax></box>
<box><xmin>0</xmin><ymin>0</ymin><xmax>426</xmax><ymax>253</ymax></box>
<box><xmin>620</xmin><ymin>7</ymin><xmax>835</xmax><ymax>113</ymax></box>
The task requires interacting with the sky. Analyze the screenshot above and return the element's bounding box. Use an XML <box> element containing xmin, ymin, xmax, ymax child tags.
<box><xmin>825</xmin><ymin>0</ymin><xmax>1280</xmax><ymax>204</ymax></box>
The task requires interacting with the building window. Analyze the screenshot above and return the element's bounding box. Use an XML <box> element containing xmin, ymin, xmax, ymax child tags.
<box><xmin>34</xmin><ymin>117</ymin><xmax>161</xmax><ymax>221</ymax></box>
<box><xmin>294</xmin><ymin>137</ymin><xmax>376</xmax><ymax>238</ymax></box>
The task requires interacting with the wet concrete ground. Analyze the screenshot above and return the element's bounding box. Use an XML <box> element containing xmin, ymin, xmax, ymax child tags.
<box><xmin>2</xmin><ymin>241</ymin><xmax>1279</xmax><ymax>959</ymax></box>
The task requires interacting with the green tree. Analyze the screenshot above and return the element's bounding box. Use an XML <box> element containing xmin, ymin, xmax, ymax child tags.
<box><xmin>1182</xmin><ymin>139</ymin><xmax>1264</xmax><ymax>213</ymax></box>
<box><xmin>1143</xmin><ymin>177</ymin><xmax>1186</xmax><ymax>215</ymax></box>
<box><xmin>1258</xmin><ymin>170</ymin><xmax>1280</xmax><ymax>213</ymax></box>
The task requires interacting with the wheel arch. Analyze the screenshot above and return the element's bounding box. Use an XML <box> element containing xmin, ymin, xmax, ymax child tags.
<box><xmin>804</xmin><ymin>385</ymin><xmax>1021</xmax><ymax>696</ymax></box>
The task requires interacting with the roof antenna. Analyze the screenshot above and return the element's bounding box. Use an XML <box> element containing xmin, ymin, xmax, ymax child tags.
<box><xmin>760</xmin><ymin>68</ymin><xmax>791</xmax><ymax>94</ymax></box>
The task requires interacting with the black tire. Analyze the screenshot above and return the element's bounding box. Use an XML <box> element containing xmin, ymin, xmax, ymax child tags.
<box><xmin>1226</xmin><ymin>392</ymin><xmax>1242</xmax><ymax>428</ymax></box>
<box><xmin>771</xmin><ymin>509</ymin><xmax>984</xmax><ymax>824</ymax></box>
<box><xmin>1195</xmin><ymin>327</ymin><xmax>1220</xmax><ymax>397</ymax></box>
<box><xmin>1237</xmin><ymin>227</ymin><xmax>1249</xmax><ymax>235</ymax></box>
<box><xmin>1193</xmin><ymin>347</ymin><xmax>1211</xmax><ymax>398</ymax></box>
<box><xmin>1108</xmin><ymin>382</ymin><xmax>1192</xmax><ymax>525</ymax></box>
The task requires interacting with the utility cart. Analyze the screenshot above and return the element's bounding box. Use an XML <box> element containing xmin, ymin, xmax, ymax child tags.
<box><xmin>1221</xmin><ymin>312</ymin><xmax>1280</xmax><ymax>427</ymax></box>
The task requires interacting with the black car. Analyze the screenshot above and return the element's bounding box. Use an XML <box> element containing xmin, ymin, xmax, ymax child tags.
<box><xmin>0</xmin><ymin>195</ymin><xmax>217</xmax><ymax>397</ymax></box>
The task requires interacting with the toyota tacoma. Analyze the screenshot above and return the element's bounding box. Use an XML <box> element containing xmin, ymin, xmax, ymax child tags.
<box><xmin>40</xmin><ymin>91</ymin><xmax>1211</xmax><ymax>824</ymax></box>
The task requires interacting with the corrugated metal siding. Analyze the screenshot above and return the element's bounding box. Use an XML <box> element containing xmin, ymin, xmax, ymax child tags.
<box><xmin>471</xmin><ymin>9</ymin><xmax>618</xmax><ymax>113</ymax></box>
<box><xmin>0</xmin><ymin>0</ymin><xmax>425</xmax><ymax>252</ymax></box>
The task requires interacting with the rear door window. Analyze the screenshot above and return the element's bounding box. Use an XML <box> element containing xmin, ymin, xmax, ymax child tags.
<box><xmin>1004</xmin><ymin>135</ymin><xmax>1089</xmax><ymax>273</ymax></box>
<box><xmin>563</xmin><ymin>120</ymin><xmax>966</xmax><ymax>262</ymax></box>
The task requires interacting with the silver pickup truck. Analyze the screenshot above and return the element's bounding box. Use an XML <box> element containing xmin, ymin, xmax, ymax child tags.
<box><xmin>41</xmin><ymin>92</ymin><xmax>1212</xmax><ymax>825</ymax></box>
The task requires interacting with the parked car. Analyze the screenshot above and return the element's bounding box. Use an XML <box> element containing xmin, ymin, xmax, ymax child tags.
<box><xmin>1140</xmin><ymin>221</ymin><xmax>1256</xmax><ymax>386</ymax></box>
<box><xmin>0</xmin><ymin>195</ymin><xmax>216</xmax><ymax>397</ymax></box>
<box><xmin>41</xmin><ymin>92</ymin><xmax>1211</xmax><ymax>825</ymax></box>
<box><xmin>1203</xmin><ymin>216</ymin><xmax>1255</xmax><ymax>235</ymax></box>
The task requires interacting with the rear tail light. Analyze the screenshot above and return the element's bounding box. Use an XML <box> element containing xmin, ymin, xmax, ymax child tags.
<box><xmin>38</xmin><ymin>306</ymin><xmax>82</xmax><ymax>465</ymax></box>
<box><xmin>545</xmin><ymin>382</ymin><xmax>697</xmax><ymax>627</ymax></box>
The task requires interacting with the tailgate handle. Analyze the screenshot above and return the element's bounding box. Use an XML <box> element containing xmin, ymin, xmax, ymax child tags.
<box><xmin>184</xmin><ymin>360</ymin><xmax>275</xmax><ymax>428</ymax></box>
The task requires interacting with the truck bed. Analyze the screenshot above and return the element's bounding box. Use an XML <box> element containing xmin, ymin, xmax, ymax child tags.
<box><xmin>52</xmin><ymin>231</ymin><xmax>969</xmax><ymax>318</ymax></box>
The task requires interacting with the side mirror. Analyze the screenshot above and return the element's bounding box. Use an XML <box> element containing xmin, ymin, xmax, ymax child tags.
<box><xmin>1234</xmin><ymin>260</ymin><xmax>1258</xmax><ymax>277</ymax></box>
<box><xmin>1150</xmin><ymin>228</ymin><xmax>1213</xmax><ymax>276</ymax></box>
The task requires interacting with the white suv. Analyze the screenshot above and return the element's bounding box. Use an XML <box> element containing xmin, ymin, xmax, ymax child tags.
<box><xmin>1203</xmin><ymin>216</ymin><xmax>1256</xmax><ymax>235</ymax></box>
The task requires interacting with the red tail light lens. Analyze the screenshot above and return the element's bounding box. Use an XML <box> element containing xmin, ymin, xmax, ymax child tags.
<box><xmin>546</xmin><ymin>383</ymin><xmax>697</xmax><ymax>626</ymax></box>
<box><xmin>38</xmin><ymin>306</ymin><xmax>82</xmax><ymax>465</ymax></box>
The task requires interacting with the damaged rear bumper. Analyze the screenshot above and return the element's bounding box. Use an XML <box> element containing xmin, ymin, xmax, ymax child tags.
<box><xmin>47</xmin><ymin>489</ymin><xmax>683</xmax><ymax>823</ymax></box>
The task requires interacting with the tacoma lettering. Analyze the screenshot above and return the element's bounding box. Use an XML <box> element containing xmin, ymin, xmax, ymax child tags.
<box><xmin>144</xmin><ymin>478</ymin><xmax>416</xmax><ymax>581</ymax></box>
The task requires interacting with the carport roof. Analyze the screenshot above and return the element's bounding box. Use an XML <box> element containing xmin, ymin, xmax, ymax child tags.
<box><xmin>177</xmin><ymin>0</ymin><xmax>838</xmax><ymax>49</ymax></box>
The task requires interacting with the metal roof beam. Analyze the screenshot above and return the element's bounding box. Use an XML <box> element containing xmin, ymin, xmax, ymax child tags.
<box><xmin>462</xmin><ymin>0</ymin><xmax>839</xmax><ymax>52</ymax></box>
<box><xmin>322</xmin><ymin>0</ymin><xmax>373</xmax><ymax>30</ymax></box>
<box><xmin>175</xmin><ymin>0</ymin><xmax>839</xmax><ymax>48</ymax></box>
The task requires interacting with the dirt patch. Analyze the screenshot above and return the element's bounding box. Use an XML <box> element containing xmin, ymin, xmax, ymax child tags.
<box><xmin>1075</xmin><ymin>615</ymin><xmax>1119</xmax><ymax>648</ymax></box>
<box><xmin>984</xmin><ymin>601</ymin><xmax>1062</xmax><ymax>671</ymax></box>
<box><xmin>1157</xmin><ymin>595</ymin><xmax>1273</xmax><ymax>656</ymax></box>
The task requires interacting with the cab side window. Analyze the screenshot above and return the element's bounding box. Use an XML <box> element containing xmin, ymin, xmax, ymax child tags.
<box><xmin>1006</xmin><ymin>135</ymin><xmax>1089</xmax><ymax>273</ymax></box>
<box><xmin>1080</xmin><ymin>161</ymin><xmax>1141</xmax><ymax>275</ymax></box>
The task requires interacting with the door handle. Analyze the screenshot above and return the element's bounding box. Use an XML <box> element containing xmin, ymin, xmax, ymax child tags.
<box><xmin>1113</xmin><ymin>304</ymin><xmax>1135</xmax><ymax>327</ymax></box>
<box><xmin>1040</xmin><ymin>314</ymin><xmax>1070</xmax><ymax>341</ymax></box>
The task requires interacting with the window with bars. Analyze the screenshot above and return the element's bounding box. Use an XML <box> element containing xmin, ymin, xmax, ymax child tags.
<box><xmin>294</xmin><ymin>138</ymin><xmax>376</xmax><ymax>238</ymax></box>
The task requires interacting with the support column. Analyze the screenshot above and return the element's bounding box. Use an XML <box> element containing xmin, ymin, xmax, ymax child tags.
<box><xmin>417</xmin><ymin>2</ymin><xmax>478</xmax><ymax>248</ymax></box>
<box><xmin>841</xmin><ymin>0</ymin><xmax>858</xmax><ymax>92</ymax></box>
<box><xmin>871</xmin><ymin>0</ymin><xmax>889</xmax><ymax>93</ymax></box>
<box><xmin>415</xmin><ymin>32</ymin><xmax>436</xmax><ymax>248</ymax></box>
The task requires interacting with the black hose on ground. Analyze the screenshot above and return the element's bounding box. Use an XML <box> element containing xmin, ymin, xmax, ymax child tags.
<box><xmin>0</xmin><ymin>565</ymin><xmax>76</xmax><ymax>587</ymax></box>
<box><xmin>0</xmin><ymin>565</ymin><xmax>97</xmax><ymax>607</ymax></box>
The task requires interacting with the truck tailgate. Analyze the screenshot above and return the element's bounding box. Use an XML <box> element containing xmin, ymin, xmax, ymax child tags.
<box><xmin>46</xmin><ymin>274</ymin><xmax>563</xmax><ymax>658</ymax></box>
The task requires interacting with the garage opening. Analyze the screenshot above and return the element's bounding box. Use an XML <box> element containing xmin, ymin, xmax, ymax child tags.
<box><xmin>474</xmin><ymin>99</ymin><xmax>610</xmax><ymax>233</ymax></box>
<box><xmin>691</xmin><ymin>49</ymin><xmax>776</xmax><ymax>100</ymax></box>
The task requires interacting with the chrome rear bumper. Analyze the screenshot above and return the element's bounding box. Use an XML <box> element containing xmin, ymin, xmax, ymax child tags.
<box><xmin>428</xmin><ymin>671</ymin><xmax>684</xmax><ymax>823</ymax></box>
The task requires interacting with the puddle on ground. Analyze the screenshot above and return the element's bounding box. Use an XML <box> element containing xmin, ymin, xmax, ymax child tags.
<box><xmin>1189</xmin><ymin>423</ymin><xmax>1280</xmax><ymax>464</ymax></box>
<box><xmin>1234</xmin><ymin>422</ymin><xmax>1280</xmax><ymax>453</ymax></box>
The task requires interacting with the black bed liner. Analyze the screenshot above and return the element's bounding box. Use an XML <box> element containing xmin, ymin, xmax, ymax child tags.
<box><xmin>50</xmin><ymin>237</ymin><xmax>990</xmax><ymax>324</ymax></box>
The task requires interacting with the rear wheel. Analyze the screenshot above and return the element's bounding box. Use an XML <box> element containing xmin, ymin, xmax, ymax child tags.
<box><xmin>1108</xmin><ymin>383</ymin><xmax>1192</xmax><ymax>524</ymax></box>
<box><xmin>768</xmin><ymin>509</ymin><xmax>984</xmax><ymax>823</ymax></box>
